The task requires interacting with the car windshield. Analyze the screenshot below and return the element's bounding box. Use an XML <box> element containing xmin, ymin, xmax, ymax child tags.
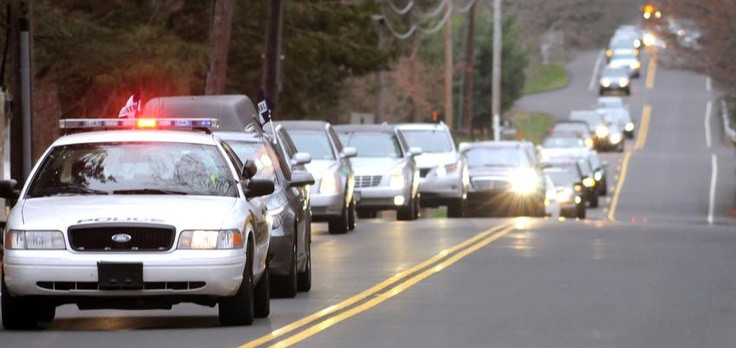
<box><xmin>554</xmin><ymin>123</ymin><xmax>589</xmax><ymax>135</ymax></box>
<box><xmin>288</xmin><ymin>130</ymin><xmax>336</xmax><ymax>161</ymax></box>
<box><xmin>597</xmin><ymin>99</ymin><xmax>623</xmax><ymax>109</ymax></box>
<box><xmin>339</xmin><ymin>132</ymin><xmax>403</xmax><ymax>158</ymax></box>
<box><xmin>226</xmin><ymin>141</ymin><xmax>278</xmax><ymax>183</ymax></box>
<box><xmin>465</xmin><ymin>147</ymin><xmax>527</xmax><ymax>168</ymax></box>
<box><xmin>26</xmin><ymin>142</ymin><xmax>238</xmax><ymax>198</ymax></box>
<box><xmin>602</xmin><ymin>67</ymin><xmax>629</xmax><ymax>78</ymax></box>
<box><xmin>543</xmin><ymin>137</ymin><xmax>585</xmax><ymax>148</ymax></box>
<box><xmin>400</xmin><ymin>129</ymin><xmax>454</xmax><ymax>153</ymax></box>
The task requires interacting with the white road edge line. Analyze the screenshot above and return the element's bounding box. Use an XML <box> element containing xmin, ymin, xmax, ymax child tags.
<box><xmin>704</xmin><ymin>100</ymin><xmax>712</xmax><ymax>148</ymax></box>
<box><xmin>706</xmin><ymin>76</ymin><xmax>712</xmax><ymax>91</ymax></box>
<box><xmin>708</xmin><ymin>154</ymin><xmax>717</xmax><ymax>225</ymax></box>
<box><xmin>588</xmin><ymin>50</ymin><xmax>604</xmax><ymax>91</ymax></box>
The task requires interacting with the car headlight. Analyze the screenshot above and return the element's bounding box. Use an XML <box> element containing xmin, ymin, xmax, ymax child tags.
<box><xmin>5</xmin><ymin>230</ymin><xmax>65</xmax><ymax>249</ymax></box>
<box><xmin>610</xmin><ymin>133</ymin><xmax>623</xmax><ymax>144</ymax></box>
<box><xmin>178</xmin><ymin>229</ymin><xmax>244</xmax><ymax>249</ymax></box>
<box><xmin>585</xmin><ymin>138</ymin><xmax>594</xmax><ymax>149</ymax></box>
<box><xmin>389</xmin><ymin>171</ymin><xmax>406</xmax><ymax>189</ymax></box>
<box><xmin>595</xmin><ymin>125</ymin><xmax>610</xmax><ymax>138</ymax></box>
<box><xmin>625</xmin><ymin>122</ymin><xmax>635</xmax><ymax>132</ymax></box>
<box><xmin>266</xmin><ymin>205</ymin><xmax>286</xmax><ymax>230</ymax></box>
<box><xmin>319</xmin><ymin>174</ymin><xmax>340</xmax><ymax>195</ymax></box>
<box><xmin>643</xmin><ymin>33</ymin><xmax>656</xmax><ymax>47</ymax></box>
<box><xmin>555</xmin><ymin>187</ymin><xmax>574</xmax><ymax>203</ymax></box>
<box><xmin>619</xmin><ymin>78</ymin><xmax>629</xmax><ymax>87</ymax></box>
<box><xmin>633</xmin><ymin>61</ymin><xmax>641</xmax><ymax>69</ymax></box>
<box><xmin>606</xmin><ymin>49</ymin><xmax>612</xmax><ymax>57</ymax></box>
<box><xmin>600</xmin><ymin>78</ymin><xmax>611</xmax><ymax>87</ymax></box>
<box><xmin>582</xmin><ymin>177</ymin><xmax>595</xmax><ymax>188</ymax></box>
<box><xmin>594</xmin><ymin>171</ymin><xmax>603</xmax><ymax>182</ymax></box>
<box><xmin>510</xmin><ymin>169</ymin><xmax>540</xmax><ymax>194</ymax></box>
<box><xmin>634</xmin><ymin>39</ymin><xmax>642</xmax><ymax>48</ymax></box>
<box><xmin>435</xmin><ymin>163</ymin><xmax>459</xmax><ymax>178</ymax></box>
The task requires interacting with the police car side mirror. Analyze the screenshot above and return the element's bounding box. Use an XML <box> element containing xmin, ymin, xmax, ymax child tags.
<box><xmin>408</xmin><ymin>147</ymin><xmax>422</xmax><ymax>157</ymax></box>
<box><xmin>292</xmin><ymin>152</ymin><xmax>312</xmax><ymax>166</ymax></box>
<box><xmin>242</xmin><ymin>159</ymin><xmax>258</xmax><ymax>179</ymax></box>
<box><xmin>0</xmin><ymin>179</ymin><xmax>19</xmax><ymax>200</ymax></box>
<box><xmin>341</xmin><ymin>147</ymin><xmax>357</xmax><ymax>159</ymax></box>
<box><xmin>289</xmin><ymin>171</ymin><xmax>315</xmax><ymax>187</ymax></box>
<box><xmin>245</xmin><ymin>179</ymin><xmax>274</xmax><ymax>199</ymax></box>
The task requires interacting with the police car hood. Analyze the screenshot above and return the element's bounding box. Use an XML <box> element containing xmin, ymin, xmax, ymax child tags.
<box><xmin>351</xmin><ymin>157</ymin><xmax>405</xmax><ymax>175</ymax></box>
<box><xmin>305</xmin><ymin>160</ymin><xmax>339</xmax><ymax>180</ymax></box>
<box><xmin>20</xmin><ymin>196</ymin><xmax>240</xmax><ymax>230</ymax></box>
<box><xmin>414</xmin><ymin>152</ymin><xmax>457</xmax><ymax>169</ymax></box>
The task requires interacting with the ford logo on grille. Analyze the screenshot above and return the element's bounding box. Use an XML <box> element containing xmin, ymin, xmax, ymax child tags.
<box><xmin>111</xmin><ymin>233</ymin><xmax>132</xmax><ymax>243</ymax></box>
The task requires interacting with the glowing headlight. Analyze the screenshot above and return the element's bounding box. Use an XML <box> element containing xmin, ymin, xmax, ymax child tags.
<box><xmin>643</xmin><ymin>33</ymin><xmax>656</xmax><ymax>47</ymax></box>
<box><xmin>389</xmin><ymin>171</ymin><xmax>406</xmax><ymax>189</ymax></box>
<box><xmin>266</xmin><ymin>205</ymin><xmax>286</xmax><ymax>230</ymax></box>
<box><xmin>625</xmin><ymin>122</ymin><xmax>635</xmax><ymax>132</ymax></box>
<box><xmin>634</xmin><ymin>39</ymin><xmax>642</xmax><ymax>48</ymax></box>
<box><xmin>631</xmin><ymin>61</ymin><xmax>641</xmax><ymax>69</ymax></box>
<box><xmin>619</xmin><ymin>78</ymin><xmax>630</xmax><ymax>87</ymax></box>
<box><xmin>585</xmin><ymin>138</ymin><xmax>594</xmax><ymax>149</ymax></box>
<box><xmin>606</xmin><ymin>49</ymin><xmax>612</xmax><ymax>57</ymax></box>
<box><xmin>610</xmin><ymin>133</ymin><xmax>623</xmax><ymax>144</ymax></box>
<box><xmin>178</xmin><ymin>229</ymin><xmax>244</xmax><ymax>249</ymax></box>
<box><xmin>5</xmin><ymin>230</ymin><xmax>65</xmax><ymax>250</ymax></box>
<box><xmin>594</xmin><ymin>171</ymin><xmax>603</xmax><ymax>182</ymax></box>
<box><xmin>600</xmin><ymin>78</ymin><xmax>611</xmax><ymax>87</ymax></box>
<box><xmin>510</xmin><ymin>169</ymin><xmax>540</xmax><ymax>194</ymax></box>
<box><xmin>319</xmin><ymin>174</ymin><xmax>340</xmax><ymax>194</ymax></box>
<box><xmin>582</xmin><ymin>177</ymin><xmax>595</xmax><ymax>188</ymax></box>
<box><xmin>574</xmin><ymin>184</ymin><xmax>583</xmax><ymax>192</ymax></box>
<box><xmin>555</xmin><ymin>187</ymin><xmax>574</xmax><ymax>203</ymax></box>
<box><xmin>595</xmin><ymin>126</ymin><xmax>610</xmax><ymax>138</ymax></box>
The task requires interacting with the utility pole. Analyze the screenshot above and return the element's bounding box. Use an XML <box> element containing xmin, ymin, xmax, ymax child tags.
<box><xmin>462</xmin><ymin>2</ymin><xmax>476</xmax><ymax>136</ymax></box>
<box><xmin>443</xmin><ymin>0</ymin><xmax>453</xmax><ymax>129</ymax></box>
<box><xmin>373</xmin><ymin>15</ymin><xmax>385</xmax><ymax>124</ymax></box>
<box><xmin>204</xmin><ymin>0</ymin><xmax>235</xmax><ymax>95</ymax></box>
<box><xmin>491</xmin><ymin>0</ymin><xmax>502</xmax><ymax>141</ymax></box>
<box><xmin>8</xmin><ymin>1</ymin><xmax>32</xmax><ymax>184</ymax></box>
<box><xmin>262</xmin><ymin>0</ymin><xmax>284</xmax><ymax>105</ymax></box>
<box><xmin>404</xmin><ymin>0</ymin><xmax>418</xmax><ymax>123</ymax></box>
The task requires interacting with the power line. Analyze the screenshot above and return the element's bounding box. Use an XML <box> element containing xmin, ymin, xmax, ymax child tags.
<box><xmin>384</xmin><ymin>0</ymin><xmax>414</xmax><ymax>16</ymax></box>
<box><xmin>419</xmin><ymin>2</ymin><xmax>453</xmax><ymax>35</ymax></box>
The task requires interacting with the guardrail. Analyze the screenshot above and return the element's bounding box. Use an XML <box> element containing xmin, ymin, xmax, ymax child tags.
<box><xmin>721</xmin><ymin>99</ymin><xmax>736</xmax><ymax>145</ymax></box>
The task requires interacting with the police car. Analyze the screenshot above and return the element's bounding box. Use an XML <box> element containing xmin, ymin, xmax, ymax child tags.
<box><xmin>0</xmin><ymin>117</ymin><xmax>274</xmax><ymax>329</ymax></box>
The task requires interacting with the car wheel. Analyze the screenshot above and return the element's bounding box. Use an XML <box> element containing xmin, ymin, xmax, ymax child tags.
<box><xmin>328</xmin><ymin>205</ymin><xmax>349</xmax><ymax>234</ymax></box>
<box><xmin>397</xmin><ymin>198</ymin><xmax>415</xmax><ymax>221</ymax></box>
<box><xmin>599</xmin><ymin>178</ymin><xmax>608</xmax><ymax>196</ymax></box>
<box><xmin>576</xmin><ymin>203</ymin><xmax>586</xmax><ymax>219</ymax></box>
<box><xmin>2</xmin><ymin>276</ymin><xmax>41</xmax><ymax>330</ymax></box>
<box><xmin>273</xmin><ymin>239</ymin><xmax>298</xmax><ymax>298</ymax></box>
<box><xmin>254</xmin><ymin>259</ymin><xmax>270</xmax><ymax>318</ymax></box>
<box><xmin>589</xmin><ymin>191</ymin><xmax>599</xmax><ymax>208</ymax></box>
<box><xmin>219</xmin><ymin>239</ymin><xmax>255</xmax><ymax>326</ymax></box>
<box><xmin>447</xmin><ymin>197</ymin><xmax>466</xmax><ymax>218</ymax></box>
<box><xmin>347</xmin><ymin>198</ymin><xmax>356</xmax><ymax>231</ymax></box>
<box><xmin>412</xmin><ymin>193</ymin><xmax>421</xmax><ymax>219</ymax></box>
<box><xmin>297</xmin><ymin>230</ymin><xmax>312</xmax><ymax>292</ymax></box>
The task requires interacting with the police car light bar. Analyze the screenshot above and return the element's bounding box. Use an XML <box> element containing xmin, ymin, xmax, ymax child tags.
<box><xmin>59</xmin><ymin>118</ymin><xmax>220</xmax><ymax>130</ymax></box>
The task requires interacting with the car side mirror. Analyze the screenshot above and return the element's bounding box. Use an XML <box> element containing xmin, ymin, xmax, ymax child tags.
<box><xmin>292</xmin><ymin>152</ymin><xmax>312</xmax><ymax>166</ymax></box>
<box><xmin>289</xmin><ymin>170</ymin><xmax>315</xmax><ymax>187</ymax></box>
<box><xmin>458</xmin><ymin>142</ymin><xmax>471</xmax><ymax>153</ymax></box>
<box><xmin>0</xmin><ymin>179</ymin><xmax>19</xmax><ymax>200</ymax></box>
<box><xmin>408</xmin><ymin>147</ymin><xmax>422</xmax><ymax>157</ymax></box>
<box><xmin>245</xmin><ymin>179</ymin><xmax>274</xmax><ymax>199</ymax></box>
<box><xmin>341</xmin><ymin>147</ymin><xmax>357</xmax><ymax>159</ymax></box>
<box><xmin>242</xmin><ymin>159</ymin><xmax>258</xmax><ymax>179</ymax></box>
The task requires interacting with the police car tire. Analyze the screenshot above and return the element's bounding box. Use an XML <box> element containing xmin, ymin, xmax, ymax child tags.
<box><xmin>328</xmin><ymin>207</ymin><xmax>349</xmax><ymax>234</ymax></box>
<box><xmin>2</xmin><ymin>276</ymin><xmax>39</xmax><ymax>330</ymax></box>
<box><xmin>347</xmin><ymin>199</ymin><xmax>356</xmax><ymax>231</ymax></box>
<box><xmin>274</xmin><ymin>241</ymin><xmax>298</xmax><ymax>298</ymax></box>
<box><xmin>254</xmin><ymin>259</ymin><xmax>270</xmax><ymax>318</ymax></box>
<box><xmin>219</xmin><ymin>241</ymin><xmax>255</xmax><ymax>326</ymax></box>
<box><xmin>297</xmin><ymin>231</ymin><xmax>312</xmax><ymax>292</ymax></box>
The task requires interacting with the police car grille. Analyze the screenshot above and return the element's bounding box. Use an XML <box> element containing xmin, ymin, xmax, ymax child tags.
<box><xmin>68</xmin><ymin>226</ymin><xmax>175</xmax><ymax>251</ymax></box>
<box><xmin>355</xmin><ymin>175</ymin><xmax>382</xmax><ymax>188</ymax></box>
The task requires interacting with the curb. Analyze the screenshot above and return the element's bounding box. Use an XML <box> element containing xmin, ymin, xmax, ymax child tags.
<box><xmin>720</xmin><ymin>99</ymin><xmax>736</xmax><ymax>145</ymax></box>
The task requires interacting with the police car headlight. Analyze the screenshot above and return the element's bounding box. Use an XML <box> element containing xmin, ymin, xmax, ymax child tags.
<box><xmin>319</xmin><ymin>174</ymin><xmax>340</xmax><ymax>195</ymax></box>
<box><xmin>5</xmin><ymin>230</ymin><xmax>65</xmax><ymax>250</ymax></box>
<box><xmin>389</xmin><ymin>171</ymin><xmax>406</xmax><ymax>189</ymax></box>
<box><xmin>510</xmin><ymin>169</ymin><xmax>539</xmax><ymax>194</ymax></box>
<box><xmin>178</xmin><ymin>229</ymin><xmax>244</xmax><ymax>249</ymax></box>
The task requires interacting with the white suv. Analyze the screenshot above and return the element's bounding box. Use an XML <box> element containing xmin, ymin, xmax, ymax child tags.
<box><xmin>396</xmin><ymin>123</ymin><xmax>469</xmax><ymax>217</ymax></box>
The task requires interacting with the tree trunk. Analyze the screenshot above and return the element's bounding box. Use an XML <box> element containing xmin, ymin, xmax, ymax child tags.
<box><xmin>204</xmin><ymin>0</ymin><xmax>235</xmax><ymax>95</ymax></box>
<box><xmin>462</xmin><ymin>2</ymin><xmax>476</xmax><ymax>136</ymax></box>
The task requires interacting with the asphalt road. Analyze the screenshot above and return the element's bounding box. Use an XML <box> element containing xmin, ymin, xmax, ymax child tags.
<box><xmin>2</xmin><ymin>46</ymin><xmax>736</xmax><ymax>348</ymax></box>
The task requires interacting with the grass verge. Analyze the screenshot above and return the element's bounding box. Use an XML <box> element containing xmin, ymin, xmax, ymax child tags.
<box><xmin>512</xmin><ymin>112</ymin><xmax>552</xmax><ymax>145</ymax></box>
<box><xmin>523</xmin><ymin>64</ymin><xmax>568</xmax><ymax>94</ymax></box>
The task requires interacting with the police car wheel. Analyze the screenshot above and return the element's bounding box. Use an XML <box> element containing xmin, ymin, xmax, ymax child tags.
<box><xmin>254</xmin><ymin>259</ymin><xmax>270</xmax><ymax>318</ymax></box>
<box><xmin>219</xmin><ymin>241</ymin><xmax>255</xmax><ymax>326</ymax></box>
<box><xmin>274</xmin><ymin>240</ymin><xmax>298</xmax><ymax>298</ymax></box>
<box><xmin>297</xmin><ymin>231</ymin><xmax>312</xmax><ymax>292</ymax></box>
<box><xmin>2</xmin><ymin>275</ymin><xmax>40</xmax><ymax>330</ymax></box>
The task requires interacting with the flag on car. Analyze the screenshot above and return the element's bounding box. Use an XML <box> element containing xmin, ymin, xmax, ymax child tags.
<box><xmin>257</xmin><ymin>90</ymin><xmax>276</xmax><ymax>143</ymax></box>
<box><xmin>118</xmin><ymin>92</ymin><xmax>141</xmax><ymax>118</ymax></box>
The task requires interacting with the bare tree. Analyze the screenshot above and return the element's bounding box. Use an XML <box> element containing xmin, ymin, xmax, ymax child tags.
<box><xmin>204</xmin><ymin>0</ymin><xmax>235</xmax><ymax>95</ymax></box>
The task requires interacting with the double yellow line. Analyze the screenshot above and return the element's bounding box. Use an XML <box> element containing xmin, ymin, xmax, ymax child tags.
<box><xmin>240</xmin><ymin>223</ymin><xmax>515</xmax><ymax>348</ymax></box>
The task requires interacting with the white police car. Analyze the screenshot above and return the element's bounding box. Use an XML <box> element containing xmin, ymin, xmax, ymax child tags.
<box><xmin>0</xmin><ymin>118</ymin><xmax>274</xmax><ymax>329</ymax></box>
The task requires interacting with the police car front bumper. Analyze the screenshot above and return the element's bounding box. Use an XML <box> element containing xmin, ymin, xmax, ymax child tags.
<box><xmin>3</xmin><ymin>249</ymin><xmax>246</xmax><ymax>298</ymax></box>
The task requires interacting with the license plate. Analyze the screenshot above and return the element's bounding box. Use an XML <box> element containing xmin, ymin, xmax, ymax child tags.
<box><xmin>354</xmin><ymin>190</ymin><xmax>362</xmax><ymax>202</ymax></box>
<box><xmin>97</xmin><ymin>262</ymin><xmax>143</xmax><ymax>290</ymax></box>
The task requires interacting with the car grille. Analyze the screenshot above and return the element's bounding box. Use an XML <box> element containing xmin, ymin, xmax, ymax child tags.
<box><xmin>419</xmin><ymin>168</ymin><xmax>431</xmax><ymax>178</ymax></box>
<box><xmin>37</xmin><ymin>281</ymin><xmax>206</xmax><ymax>291</ymax></box>
<box><xmin>471</xmin><ymin>178</ymin><xmax>510</xmax><ymax>190</ymax></box>
<box><xmin>68</xmin><ymin>225</ymin><xmax>175</xmax><ymax>251</ymax></box>
<box><xmin>355</xmin><ymin>175</ymin><xmax>382</xmax><ymax>188</ymax></box>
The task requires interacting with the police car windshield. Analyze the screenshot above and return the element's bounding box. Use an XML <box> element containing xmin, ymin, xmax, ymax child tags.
<box><xmin>227</xmin><ymin>141</ymin><xmax>278</xmax><ymax>182</ymax></box>
<box><xmin>400</xmin><ymin>130</ymin><xmax>453</xmax><ymax>153</ymax></box>
<box><xmin>338</xmin><ymin>132</ymin><xmax>403</xmax><ymax>158</ymax></box>
<box><xmin>465</xmin><ymin>147</ymin><xmax>528</xmax><ymax>168</ymax></box>
<box><xmin>288</xmin><ymin>130</ymin><xmax>336</xmax><ymax>160</ymax></box>
<box><xmin>26</xmin><ymin>142</ymin><xmax>238</xmax><ymax>198</ymax></box>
